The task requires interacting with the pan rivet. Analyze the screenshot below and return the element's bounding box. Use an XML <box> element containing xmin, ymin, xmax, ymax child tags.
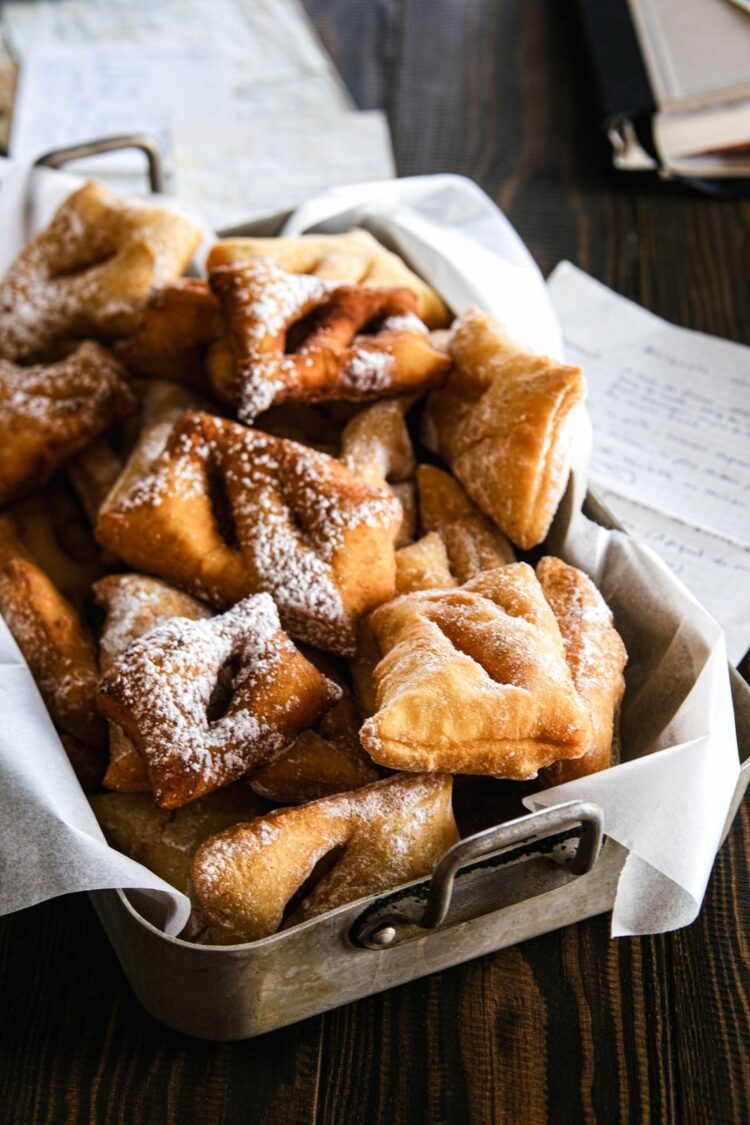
<box><xmin>371</xmin><ymin>925</ymin><xmax>397</xmax><ymax>946</ymax></box>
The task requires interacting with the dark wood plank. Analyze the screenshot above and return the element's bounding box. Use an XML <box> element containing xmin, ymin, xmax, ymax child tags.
<box><xmin>1</xmin><ymin>1</ymin><xmax>748</xmax><ymax>1123</ymax></box>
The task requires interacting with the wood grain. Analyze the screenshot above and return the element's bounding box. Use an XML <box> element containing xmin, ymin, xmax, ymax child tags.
<box><xmin>1</xmin><ymin>1</ymin><xmax>749</xmax><ymax>1122</ymax></box>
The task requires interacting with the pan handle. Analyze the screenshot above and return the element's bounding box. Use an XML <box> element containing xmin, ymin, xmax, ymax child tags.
<box><xmin>33</xmin><ymin>133</ymin><xmax>165</xmax><ymax>193</ymax></box>
<box><xmin>350</xmin><ymin>800</ymin><xmax>604</xmax><ymax>950</ymax></box>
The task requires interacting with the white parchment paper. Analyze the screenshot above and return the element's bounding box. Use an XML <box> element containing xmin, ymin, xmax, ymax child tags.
<box><xmin>0</xmin><ymin>163</ymin><xmax>741</xmax><ymax>939</ymax></box>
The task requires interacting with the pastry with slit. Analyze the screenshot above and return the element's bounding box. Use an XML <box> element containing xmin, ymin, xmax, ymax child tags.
<box><xmin>94</xmin><ymin>573</ymin><xmax>214</xmax><ymax>792</ymax></box>
<box><xmin>96</xmin><ymin>411</ymin><xmax>402</xmax><ymax>655</ymax></box>
<box><xmin>417</xmin><ymin>464</ymin><xmax>515</xmax><ymax>582</ymax></box>
<box><xmin>0</xmin><ymin>181</ymin><xmax>203</xmax><ymax>361</ymax></box>
<box><xmin>192</xmin><ymin>772</ymin><xmax>458</xmax><ymax>943</ymax></box>
<box><xmin>207</xmin><ymin>228</ymin><xmax>451</xmax><ymax>328</ymax></box>
<box><xmin>0</xmin><ymin>512</ymin><xmax>104</xmax><ymax>782</ymax></box>
<box><xmin>98</xmin><ymin>592</ymin><xmax>341</xmax><ymax>808</ymax></box>
<box><xmin>116</xmin><ymin>278</ymin><xmax>222</xmax><ymax>390</ymax></box>
<box><xmin>423</xmin><ymin>308</ymin><xmax>585</xmax><ymax>549</ymax></box>
<box><xmin>0</xmin><ymin>342</ymin><xmax>138</xmax><ymax>506</ymax></box>
<box><xmin>207</xmin><ymin>256</ymin><xmax>450</xmax><ymax>422</ymax></box>
<box><xmin>360</xmin><ymin>562</ymin><xmax>593</xmax><ymax>779</ymax></box>
<box><xmin>537</xmin><ymin>556</ymin><xmax>627</xmax><ymax>786</ymax></box>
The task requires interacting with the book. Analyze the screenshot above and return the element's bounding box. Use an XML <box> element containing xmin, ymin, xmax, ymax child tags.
<box><xmin>576</xmin><ymin>0</ymin><xmax>750</xmax><ymax>183</ymax></box>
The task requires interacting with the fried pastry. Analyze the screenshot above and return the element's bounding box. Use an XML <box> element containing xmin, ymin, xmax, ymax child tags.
<box><xmin>116</xmin><ymin>278</ymin><xmax>222</xmax><ymax>390</ymax></box>
<box><xmin>192</xmin><ymin>772</ymin><xmax>458</xmax><ymax>943</ymax></box>
<box><xmin>250</xmin><ymin>676</ymin><xmax>378</xmax><ymax>804</ymax></box>
<box><xmin>0</xmin><ymin>181</ymin><xmax>203</xmax><ymax>361</ymax></box>
<box><xmin>417</xmin><ymin>464</ymin><xmax>515</xmax><ymax>582</ymax></box>
<box><xmin>94</xmin><ymin>573</ymin><xmax>214</xmax><ymax>792</ymax></box>
<box><xmin>254</xmin><ymin>401</ymin><xmax>341</xmax><ymax>456</ymax></box>
<box><xmin>395</xmin><ymin>532</ymin><xmax>457</xmax><ymax>595</ymax></box>
<box><xmin>98</xmin><ymin>593</ymin><xmax>341</xmax><ymax>808</ymax></box>
<box><xmin>208</xmin><ymin>257</ymin><xmax>450</xmax><ymax>422</ymax></box>
<box><xmin>360</xmin><ymin>562</ymin><xmax>592</xmax><ymax>779</ymax></box>
<box><xmin>91</xmin><ymin>785</ymin><xmax>268</xmax><ymax>938</ymax></box>
<box><xmin>0</xmin><ymin>342</ymin><xmax>138</xmax><ymax>507</ymax></box>
<box><xmin>0</xmin><ymin>513</ymin><xmax>105</xmax><ymax>780</ymax></box>
<box><xmin>96</xmin><ymin>411</ymin><xmax>402</xmax><ymax>655</ymax></box>
<box><xmin>423</xmin><ymin>308</ymin><xmax>585</xmax><ymax>549</ymax></box>
<box><xmin>207</xmin><ymin>228</ymin><xmax>451</xmax><ymax>328</ymax></box>
<box><xmin>537</xmin><ymin>556</ymin><xmax>627</xmax><ymax>786</ymax></box>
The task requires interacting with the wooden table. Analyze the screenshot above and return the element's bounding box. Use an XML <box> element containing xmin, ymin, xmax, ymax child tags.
<box><xmin>2</xmin><ymin>2</ymin><xmax>749</xmax><ymax>1121</ymax></box>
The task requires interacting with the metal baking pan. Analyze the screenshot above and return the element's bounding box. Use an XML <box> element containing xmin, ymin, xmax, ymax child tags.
<box><xmin>31</xmin><ymin>137</ymin><xmax>750</xmax><ymax>1040</ymax></box>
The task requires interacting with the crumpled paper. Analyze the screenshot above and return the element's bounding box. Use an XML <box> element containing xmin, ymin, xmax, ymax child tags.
<box><xmin>0</xmin><ymin>162</ymin><xmax>741</xmax><ymax>939</ymax></box>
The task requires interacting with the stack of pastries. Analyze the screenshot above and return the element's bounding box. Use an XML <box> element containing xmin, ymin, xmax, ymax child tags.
<box><xmin>0</xmin><ymin>182</ymin><xmax>627</xmax><ymax>944</ymax></box>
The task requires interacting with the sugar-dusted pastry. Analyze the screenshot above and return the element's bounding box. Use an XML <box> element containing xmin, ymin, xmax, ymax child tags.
<box><xmin>207</xmin><ymin>228</ymin><xmax>451</xmax><ymax>328</ymax></box>
<box><xmin>250</xmin><ymin>677</ymin><xmax>378</xmax><ymax>804</ymax></box>
<box><xmin>116</xmin><ymin>278</ymin><xmax>222</xmax><ymax>389</ymax></box>
<box><xmin>537</xmin><ymin>556</ymin><xmax>627</xmax><ymax>786</ymax></box>
<box><xmin>98</xmin><ymin>593</ymin><xmax>340</xmax><ymax>808</ymax></box>
<box><xmin>96</xmin><ymin>411</ymin><xmax>402</xmax><ymax>655</ymax></box>
<box><xmin>91</xmin><ymin>785</ymin><xmax>268</xmax><ymax>939</ymax></box>
<box><xmin>0</xmin><ymin>513</ymin><xmax>105</xmax><ymax>781</ymax></box>
<box><xmin>423</xmin><ymin>308</ymin><xmax>586</xmax><ymax>549</ymax></box>
<box><xmin>207</xmin><ymin>257</ymin><xmax>450</xmax><ymax>422</ymax></box>
<box><xmin>360</xmin><ymin>562</ymin><xmax>592</xmax><ymax>779</ymax></box>
<box><xmin>0</xmin><ymin>342</ymin><xmax>138</xmax><ymax>507</ymax></box>
<box><xmin>11</xmin><ymin>480</ymin><xmax>105</xmax><ymax>613</ymax></box>
<box><xmin>395</xmin><ymin>532</ymin><xmax>456</xmax><ymax>595</ymax></box>
<box><xmin>192</xmin><ymin>772</ymin><xmax>458</xmax><ymax>943</ymax></box>
<box><xmin>417</xmin><ymin>464</ymin><xmax>515</xmax><ymax>582</ymax></box>
<box><xmin>94</xmin><ymin>573</ymin><xmax>214</xmax><ymax>792</ymax></box>
<box><xmin>0</xmin><ymin>181</ymin><xmax>204</xmax><ymax>361</ymax></box>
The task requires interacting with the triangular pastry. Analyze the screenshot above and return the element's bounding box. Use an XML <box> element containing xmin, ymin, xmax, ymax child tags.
<box><xmin>206</xmin><ymin>228</ymin><xmax>451</xmax><ymax>328</ymax></box>
<box><xmin>96</xmin><ymin>411</ymin><xmax>402</xmax><ymax>655</ymax></box>
<box><xmin>192</xmin><ymin>773</ymin><xmax>458</xmax><ymax>943</ymax></box>
<box><xmin>423</xmin><ymin>308</ymin><xmax>585</xmax><ymax>549</ymax></box>
<box><xmin>360</xmin><ymin>562</ymin><xmax>593</xmax><ymax>778</ymax></box>
<box><xmin>98</xmin><ymin>593</ymin><xmax>341</xmax><ymax>808</ymax></box>
<box><xmin>0</xmin><ymin>181</ymin><xmax>203</xmax><ymax>362</ymax></box>
<box><xmin>0</xmin><ymin>342</ymin><xmax>137</xmax><ymax>506</ymax></box>
<box><xmin>537</xmin><ymin>556</ymin><xmax>627</xmax><ymax>785</ymax></box>
<box><xmin>207</xmin><ymin>257</ymin><xmax>450</xmax><ymax>422</ymax></box>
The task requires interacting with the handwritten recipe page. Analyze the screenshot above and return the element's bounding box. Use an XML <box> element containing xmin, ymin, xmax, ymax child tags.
<box><xmin>548</xmin><ymin>262</ymin><xmax>750</xmax><ymax>663</ymax></box>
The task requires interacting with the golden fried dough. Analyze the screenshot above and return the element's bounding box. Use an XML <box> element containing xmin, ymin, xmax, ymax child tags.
<box><xmin>208</xmin><ymin>257</ymin><xmax>449</xmax><ymax>421</ymax></box>
<box><xmin>207</xmin><ymin>228</ymin><xmax>451</xmax><ymax>328</ymax></box>
<box><xmin>192</xmin><ymin>773</ymin><xmax>458</xmax><ymax>943</ymax></box>
<box><xmin>537</xmin><ymin>556</ymin><xmax>627</xmax><ymax>785</ymax></box>
<box><xmin>0</xmin><ymin>181</ymin><xmax>203</xmax><ymax>361</ymax></box>
<box><xmin>360</xmin><ymin>562</ymin><xmax>592</xmax><ymax>779</ymax></box>
<box><xmin>98</xmin><ymin>593</ymin><xmax>340</xmax><ymax>808</ymax></box>
<box><xmin>96</xmin><ymin>411</ymin><xmax>402</xmax><ymax>655</ymax></box>
<box><xmin>423</xmin><ymin>309</ymin><xmax>585</xmax><ymax>549</ymax></box>
<box><xmin>0</xmin><ymin>342</ymin><xmax>137</xmax><ymax>506</ymax></box>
